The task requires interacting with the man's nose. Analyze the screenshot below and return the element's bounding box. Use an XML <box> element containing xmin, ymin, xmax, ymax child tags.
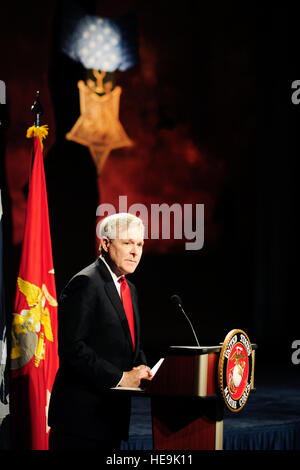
<box><xmin>130</xmin><ymin>244</ymin><xmax>138</xmax><ymax>256</ymax></box>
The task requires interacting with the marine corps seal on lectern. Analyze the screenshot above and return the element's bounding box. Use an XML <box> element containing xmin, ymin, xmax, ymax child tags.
<box><xmin>218</xmin><ymin>329</ymin><xmax>253</xmax><ymax>412</ymax></box>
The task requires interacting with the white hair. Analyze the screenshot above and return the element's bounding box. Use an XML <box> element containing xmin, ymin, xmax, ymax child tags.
<box><xmin>99</xmin><ymin>213</ymin><xmax>144</xmax><ymax>251</ymax></box>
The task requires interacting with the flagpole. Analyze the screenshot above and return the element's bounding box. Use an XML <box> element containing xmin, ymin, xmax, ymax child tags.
<box><xmin>30</xmin><ymin>91</ymin><xmax>43</xmax><ymax>128</ymax></box>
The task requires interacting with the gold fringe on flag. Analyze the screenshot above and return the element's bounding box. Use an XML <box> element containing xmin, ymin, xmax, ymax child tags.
<box><xmin>26</xmin><ymin>124</ymin><xmax>49</xmax><ymax>150</ymax></box>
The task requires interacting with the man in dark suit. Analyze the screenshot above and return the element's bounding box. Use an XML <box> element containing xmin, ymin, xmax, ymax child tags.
<box><xmin>48</xmin><ymin>213</ymin><xmax>152</xmax><ymax>450</ymax></box>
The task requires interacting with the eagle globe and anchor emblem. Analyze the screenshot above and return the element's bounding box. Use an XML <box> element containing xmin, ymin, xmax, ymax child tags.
<box><xmin>218</xmin><ymin>329</ymin><xmax>254</xmax><ymax>412</ymax></box>
<box><xmin>11</xmin><ymin>277</ymin><xmax>57</xmax><ymax>370</ymax></box>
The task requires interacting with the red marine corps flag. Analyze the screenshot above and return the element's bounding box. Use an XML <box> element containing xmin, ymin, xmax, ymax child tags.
<box><xmin>10</xmin><ymin>110</ymin><xmax>59</xmax><ymax>450</ymax></box>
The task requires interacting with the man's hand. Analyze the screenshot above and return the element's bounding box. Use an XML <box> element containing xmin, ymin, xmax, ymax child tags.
<box><xmin>119</xmin><ymin>364</ymin><xmax>153</xmax><ymax>388</ymax></box>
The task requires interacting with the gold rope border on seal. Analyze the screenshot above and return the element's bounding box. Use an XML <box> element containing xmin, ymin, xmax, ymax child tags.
<box><xmin>218</xmin><ymin>329</ymin><xmax>253</xmax><ymax>413</ymax></box>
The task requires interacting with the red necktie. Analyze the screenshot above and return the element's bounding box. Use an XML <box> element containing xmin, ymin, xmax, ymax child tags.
<box><xmin>119</xmin><ymin>276</ymin><xmax>135</xmax><ymax>350</ymax></box>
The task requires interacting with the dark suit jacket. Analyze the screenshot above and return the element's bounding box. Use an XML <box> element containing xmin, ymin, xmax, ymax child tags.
<box><xmin>48</xmin><ymin>258</ymin><xmax>147</xmax><ymax>441</ymax></box>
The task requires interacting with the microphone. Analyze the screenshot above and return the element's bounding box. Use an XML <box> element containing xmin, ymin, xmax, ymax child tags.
<box><xmin>170</xmin><ymin>295</ymin><xmax>201</xmax><ymax>347</ymax></box>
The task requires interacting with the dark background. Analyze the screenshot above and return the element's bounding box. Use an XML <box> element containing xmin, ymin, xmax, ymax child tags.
<box><xmin>0</xmin><ymin>2</ymin><xmax>298</xmax><ymax>370</ymax></box>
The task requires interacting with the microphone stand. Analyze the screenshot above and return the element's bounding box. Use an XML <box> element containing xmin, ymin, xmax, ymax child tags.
<box><xmin>171</xmin><ymin>296</ymin><xmax>201</xmax><ymax>347</ymax></box>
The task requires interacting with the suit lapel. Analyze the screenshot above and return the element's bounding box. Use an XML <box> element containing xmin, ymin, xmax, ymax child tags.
<box><xmin>97</xmin><ymin>257</ymin><xmax>137</xmax><ymax>352</ymax></box>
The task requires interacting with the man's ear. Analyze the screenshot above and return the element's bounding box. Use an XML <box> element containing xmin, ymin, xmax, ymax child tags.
<box><xmin>100</xmin><ymin>237</ymin><xmax>110</xmax><ymax>253</ymax></box>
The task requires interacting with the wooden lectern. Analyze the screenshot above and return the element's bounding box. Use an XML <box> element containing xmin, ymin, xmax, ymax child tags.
<box><xmin>143</xmin><ymin>344</ymin><xmax>256</xmax><ymax>450</ymax></box>
<box><xmin>111</xmin><ymin>332</ymin><xmax>257</xmax><ymax>450</ymax></box>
